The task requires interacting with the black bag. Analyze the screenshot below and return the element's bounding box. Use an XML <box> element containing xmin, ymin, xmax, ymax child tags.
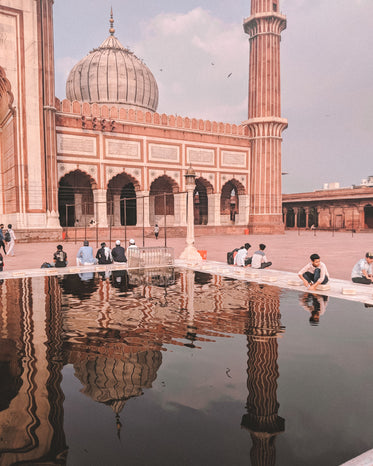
<box><xmin>227</xmin><ymin>248</ymin><xmax>239</xmax><ymax>265</ymax></box>
<box><xmin>4</xmin><ymin>230</ymin><xmax>11</xmax><ymax>242</ymax></box>
<box><xmin>41</xmin><ymin>262</ymin><xmax>54</xmax><ymax>268</ymax></box>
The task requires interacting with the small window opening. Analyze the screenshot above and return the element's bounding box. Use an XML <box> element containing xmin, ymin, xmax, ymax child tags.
<box><xmin>273</xmin><ymin>3</ymin><xmax>278</xmax><ymax>11</ymax></box>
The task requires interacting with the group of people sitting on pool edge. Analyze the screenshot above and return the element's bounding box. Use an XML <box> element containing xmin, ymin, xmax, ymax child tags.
<box><xmin>52</xmin><ymin>239</ymin><xmax>138</xmax><ymax>268</ymax></box>
<box><xmin>231</xmin><ymin>243</ymin><xmax>373</xmax><ymax>290</ymax></box>
<box><xmin>233</xmin><ymin>243</ymin><xmax>272</xmax><ymax>269</ymax></box>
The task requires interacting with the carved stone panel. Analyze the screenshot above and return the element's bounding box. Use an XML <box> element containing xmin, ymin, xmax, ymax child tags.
<box><xmin>187</xmin><ymin>148</ymin><xmax>215</xmax><ymax>166</ymax></box>
<box><xmin>106</xmin><ymin>139</ymin><xmax>141</xmax><ymax>160</ymax></box>
<box><xmin>149</xmin><ymin>144</ymin><xmax>179</xmax><ymax>163</ymax></box>
<box><xmin>57</xmin><ymin>134</ymin><xmax>96</xmax><ymax>156</ymax></box>
<box><xmin>221</xmin><ymin>150</ymin><xmax>247</xmax><ymax>168</ymax></box>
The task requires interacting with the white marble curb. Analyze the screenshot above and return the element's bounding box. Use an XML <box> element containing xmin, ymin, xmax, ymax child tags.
<box><xmin>175</xmin><ymin>259</ymin><xmax>373</xmax><ymax>306</ymax></box>
<box><xmin>1</xmin><ymin>260</ymin><xmax>372</xmax><ymax>306</ymax></box>
<box><xmin>339</xmin><ymin>449</ymin><xmax>373</xmax><ymax>465</ymax></box>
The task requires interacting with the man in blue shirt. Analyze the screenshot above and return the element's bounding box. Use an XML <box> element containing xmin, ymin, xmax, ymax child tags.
<box><xmin>76</xmin><ymin>240</ymin><xmax>96</xmax><ymax>265</ymax></box>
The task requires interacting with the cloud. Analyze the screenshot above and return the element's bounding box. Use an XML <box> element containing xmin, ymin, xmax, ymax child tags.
<box><xmin>134</xmin><ymin>8</ymin><xmax>248</xmax><ymax>122</ymax></box>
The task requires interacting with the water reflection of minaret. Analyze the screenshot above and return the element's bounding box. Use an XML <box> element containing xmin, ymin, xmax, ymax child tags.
<box><xmin>0</xmin><ymin>276</ymin><xmax>67</xmax><ymax>463</ymax></box>
<box><xmin>185</xmin><ymin>269</ymin><xmax>197</xmax><ymax>348</ymax></box>
<box><xmin>241</xmin><ymin>284</ymin><xmax>285</xmax><ymax>466</ymax></box>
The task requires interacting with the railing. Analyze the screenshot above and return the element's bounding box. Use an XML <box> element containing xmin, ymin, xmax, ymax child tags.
<box><xmin>127</xmin><ymin>247</ymin><xmax>174</xmax><ymax>269</ymax></box>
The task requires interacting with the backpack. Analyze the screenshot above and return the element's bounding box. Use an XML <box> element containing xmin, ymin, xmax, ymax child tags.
<box><xmin>4</xmin><ymin>230</ymin><xmax>11</xmax><ymax>243</ymax></box>
<box><xmin>41</xmin><ymin>262</ymin><xmax>54</xmax><ymax>268</ymax></box>
<box><xmin>227</xmin><ymin>248</ymin><xmax>240</xmax><ymax>265</ymax></box>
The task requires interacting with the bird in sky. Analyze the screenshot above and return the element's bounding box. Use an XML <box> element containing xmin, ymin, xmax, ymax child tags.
<box><xmin>227</xmin><ymin>72</ymin><xmax>232</xmax><ymax>78</ymax></box>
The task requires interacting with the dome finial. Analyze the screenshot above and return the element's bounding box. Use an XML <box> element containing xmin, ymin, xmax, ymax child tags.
<box><xmin>109</xmin><ymin>7</ymin><xmax>115</xmax><ymax>36</ymax></box>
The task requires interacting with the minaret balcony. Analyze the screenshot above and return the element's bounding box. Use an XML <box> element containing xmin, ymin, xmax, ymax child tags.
<box><xmin>244</xmin><ymin>12</ymin><xmax>287</xmax><ymax>37</ymax></box>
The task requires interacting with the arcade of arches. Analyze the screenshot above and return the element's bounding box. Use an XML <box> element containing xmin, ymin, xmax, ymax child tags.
<box><xmin>58</xmin><ymin>171</ymin><xmax>251</xmax><ymax>228</ymax></box>
<box><xmin>283</xmin><ymin>197</ymin><xmax>373</xmax><ymax>231</ymax></box>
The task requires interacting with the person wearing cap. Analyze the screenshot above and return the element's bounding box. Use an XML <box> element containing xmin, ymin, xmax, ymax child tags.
<box><xmin>76</xmin><ymin>240</ymin><xmax>96</xmax><ymax>266</ymax></box>
<box><xmin>127</xmin><ymin>238</ymin><xmax>138</xmax><ymax>257</ymax></box>
<box><xmin>53</xmin><ymin>244</ymin><xmax>67</xmax><ymax>267</ymax></box>
<box><xmin>351</xmin><ymin>252</ymin><xmax>373</xmax><ymax>285</ymax></box>
<box><xmin>96</xmin><ymin>242</ymin><xmax>113</xmax><ymax>265</ymax></box>
<box><xmin>111</xmin><ymin>240</ymin><xmax>127</xmax><ymax>263</ymax></box>
<box><xmin>234</xmin><ymin>243</ymin><xmax>252</xmax><ymax>267</ymax></box>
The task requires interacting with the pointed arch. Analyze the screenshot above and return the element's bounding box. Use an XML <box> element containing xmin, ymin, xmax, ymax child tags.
<box><xmin>364</xmin><ymin>204</ymin><xmax>373</xmax><ymax>229</ymax></box>
<box><xmin>150</xmin><ymin>175</ymin><xmax>179</xmax><ymax>216</ymax></box>
<box><xmin>58</xmin><ymin>170</ymin><xmax>96</xmax><ymax>226</ymax></box>
<box><xmin>107</xmin><ymin>172</ymin><xmax>141</xmax><ymax>226</ymax></box>
<box><xmin>220</xmin><ymin>179</ymin><xmax>245</xmax><ymax>222</ymax></box>
<box><xmin>0</xmin><ymin>66</ymin><xmax>14</xmax><ymax>122</ymax></box>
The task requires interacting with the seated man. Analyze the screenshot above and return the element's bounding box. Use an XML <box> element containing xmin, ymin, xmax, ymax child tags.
<box><xmin>96</xmin><ymin>242</ymin><xmax>113</xmax><ymax>264</ymax></box>
<box><xmin>53</xmin><ymin>244</ymin><xmax>67</xmax><ymax>267</ymax></box>
<box><xmin>234</xmin><ymin>243</ymin><xmax>251</xmax><ymax>267</ymax></box>
<box><xmin>111</xmin><ymin>240</ymin><xmax>127</xmax><ymax>263</ymax></box>
<box><xmin>351</xmin><ymin>252</ymin><xmax>373</xmax><ymax>284</ymax></box>
<box><xmin>251</xmin><ymin>244</ymin><xmax>272</xmax><ymax>269</ymax></box>
<box><xmin>127</xmin><ymin>238</ymin><xmax>138</xmax><ymax>257</ymax></box>
<box><xmin>76</xmin><ymin>240</ymin><xmax>96</xmax><ymax>266</ymax></box>
<box><xmin>298</xmin><ymin>253</ymin><xmax>329</xmax><ymax>291</ymax></box>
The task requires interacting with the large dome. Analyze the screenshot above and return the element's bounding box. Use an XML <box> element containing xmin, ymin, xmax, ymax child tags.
<box><xmin>66</xmin><ymin>14</ymin><xmax>159</xmax><ymax>112</ymax></box>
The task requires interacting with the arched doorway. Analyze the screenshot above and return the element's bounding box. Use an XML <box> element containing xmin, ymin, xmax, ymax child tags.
<box><xmin>107</xmin><ymin>173</ymin><xmax>139</xmax><ymax>226</ymax></box>
<box><xmin>150</xmin><ymin>176</ymin><xmax>178</xmax><ymax>216</ymax></box>
<box><xmin>58</xmin><ymin>170</ymin><xmax>95</xmax><ymax>227</ymax></box>
<box><xmin>364</xmin><ymin>205</ymin><xmax>373</xmax><ymax>229</ymax></box>
<box><xmin>194</xmin><ymin>178</ymin><xmax>213</xmax><ymax>225</ymax></box>
<box><xmin>297</xmin><ymin>207</ymin><xmax>306</xmax><ymax>228</ymax></box>
<box><xmin>286</xmin><ymin>208</ymin><xmax>295</xmax><ymax>228</ymax></box>
<box><xmin>308</xmin><ymin>207</ymin><xmax>318</xmax><ymax>228</ymax></box>
<box><xmin>220</xmin><ymin>180</ymin><xmax>245</xmax><ymax>224</ymax></box>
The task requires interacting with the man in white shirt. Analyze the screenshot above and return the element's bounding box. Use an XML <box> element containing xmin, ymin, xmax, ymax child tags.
<box><xmin>351</xmin><ymin>252</ymin><xmax>373</xmax><ymax>284</ymax></box>
<box><xmin>234</xmin><ymin>243</ymin><xmax>251</xmax><ymax>267</ymax></box>
<box><xmin>298</xmin><ymin>253</ymin><xmax>329</xmax><ymax>291</ymax></box>
<box><xmin>251</xmin><ymin>244</ymin><xmax>272</xmax><ymax>269</ymax></box>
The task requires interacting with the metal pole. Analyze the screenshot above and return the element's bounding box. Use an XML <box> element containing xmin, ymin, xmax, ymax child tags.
<box><xmin>124</xmin><ymin>198</ymin><xmax>127</xmax><ymax>248</ymax></box>
<box><xmin>142</xmin><ymin>195</ymin><xmax>145</xmax><ymax>247</ymax></box>
<box><xmin>84</xmin><ymin>203</ymin><xmax>87</xmax><ymax>240</ymax></box>
<box><xmin>164</xmin><ymin>193</ymin><xmax>167</xmax><ymax>248</ymax></box>
<box><xmin>95</xmin><ymin>200</ymin><xmax>98</xmax><ymax>248</ymax></box>
<box><xmin>109</xmin><ymin>201</ymin><xmax>112</xmax><ymax>248</ymax></box>
<box><xmin>65</xmin><ymin>204</ymin><xmax>68</xmax><ymax>237</ymax></box>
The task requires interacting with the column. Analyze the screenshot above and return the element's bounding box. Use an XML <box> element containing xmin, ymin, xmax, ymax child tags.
<box><xmin>174</xmin><ymin>193</ymin><xmax>187</xmax><ymax>226</ymax></box>
<box><xmin>93</xmin><ymin>189</ymin><xmax>108</xmax><ymax>228</ymax></box>
<box><xmin>136</xmin><ymin>191</ymin><xmax>150</xmax><ymax>227</ymax></box>
<box><xmin>74</xmin><ymin>193</ymin><xmax>82</xmax><ymax>225</ymax></box>
<box><xmin>237</xmin><ymin>194</ymin><xmax>250</xmax><ymax>225</ymax></box>
<box><xmin>207</xmin><ymin>193</ymin><xmax>221</xmax><ymax>226</ymax></box>
<box><xmin>305</xmin><ymin>207</ymin><xmax>310</xmax><ymax>229</ymax></box>
<box><xmin>113</xmin><ymin>195</ymin><xmax>121</xmax><ymax>226</ymax></box>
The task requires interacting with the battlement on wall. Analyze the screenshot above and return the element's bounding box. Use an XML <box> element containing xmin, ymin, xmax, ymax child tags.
<box><xmin>55</xmin><ymin>98</ymin><xmax>248</xmax><ymax>137</ymax></box>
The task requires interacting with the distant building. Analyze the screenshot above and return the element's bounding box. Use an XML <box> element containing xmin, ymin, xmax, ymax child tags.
<box><xmin>283</xmin><ymin>184</ymin><xmax>373</xmax><ymax>231</ymax></box>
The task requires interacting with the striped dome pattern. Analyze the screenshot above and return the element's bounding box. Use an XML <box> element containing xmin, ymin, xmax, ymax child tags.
<box><xmin>66</xmin><ymin>35</ymin><xmax>159</xmax><ymax>112</ymax></box>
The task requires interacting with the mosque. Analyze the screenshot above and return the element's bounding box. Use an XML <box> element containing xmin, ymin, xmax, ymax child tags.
<box><xmin>0</xmin><ymin>0</ymin><xmax>288</xmax><ymax>239</ymax></box>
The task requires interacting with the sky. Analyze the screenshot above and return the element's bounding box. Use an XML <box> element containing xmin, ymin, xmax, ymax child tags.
<box><xmin>53</xmin><ymin>0</ymin><xmax>373</xmax><ymax>194</ymax></box>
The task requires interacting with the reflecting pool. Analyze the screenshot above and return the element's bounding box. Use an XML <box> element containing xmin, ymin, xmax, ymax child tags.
<box><xmin>0</xmin><ymin>270</ymin><xmax>372</xmax><ymax>466</ymax></box>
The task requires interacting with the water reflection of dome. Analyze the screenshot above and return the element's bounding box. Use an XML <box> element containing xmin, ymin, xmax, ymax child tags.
<box><xmin>73</xmin><ymin>350</ymin><xmax>162</xmax><ymax>435</ymax></box>
<box><xmin>66</xmin><ymin>11</ymin><xmax>159</xmax><ymax>112</ymax></box>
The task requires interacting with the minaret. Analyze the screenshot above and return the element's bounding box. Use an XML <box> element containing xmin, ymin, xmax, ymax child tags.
<box><xmin>244</xmin><ymin>0</ymin><xmax>288</xmax><ymax>234</ymax></box>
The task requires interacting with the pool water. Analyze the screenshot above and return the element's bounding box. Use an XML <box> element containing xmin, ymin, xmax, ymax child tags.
<box><xmin>0</xmin><ymin>270</ymin><xmax>372</xmax><ymax>466</ymax></box>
